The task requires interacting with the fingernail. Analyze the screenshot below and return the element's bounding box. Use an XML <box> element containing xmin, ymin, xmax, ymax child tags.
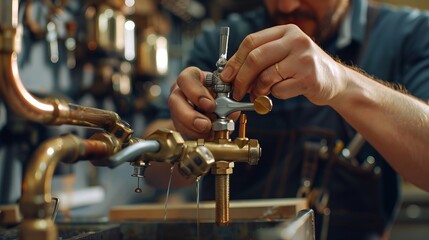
<box><xmin>194</xmin><ymin>118</ymin><xmax>210</xmax><ymax>132</ymax></box>
<box><xmin>233</xmin><ymin>90</ymin><xmax>242</xmax><ymax>101</ymax></box>
<box><xmin>221</xmin><ymin>65</ymin><xmax>234</xmax><ymax>81</ymax></box>
<box><xmin>199</xmin><ymin>97</ymin><xmax>214</xmax><ymax>111</ymax></box>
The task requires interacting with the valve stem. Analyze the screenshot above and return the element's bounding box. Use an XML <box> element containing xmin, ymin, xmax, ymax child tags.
<box><xmin>239</xmin><ymin>114</ymin><xmax>247</xmax><ymax>138</ymax></box>
<box><xmin>217</xmin><ymin>26</ymin><xmax>230</xmax><ymax>69</ymax></box>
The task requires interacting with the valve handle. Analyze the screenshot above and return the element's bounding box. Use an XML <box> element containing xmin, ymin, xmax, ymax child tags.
<box><xmin>205</xmin><ymin>26</ymin><xmax>273</xmax><ymax>118</ymax></box>
<box><xmin>214</xmin><ymin>95</ymin><xmax>272</xmax><ymax>118</ymax></box>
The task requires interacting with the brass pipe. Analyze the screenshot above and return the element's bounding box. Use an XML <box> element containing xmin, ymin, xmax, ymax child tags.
<box><xmin>19</xmin><ymin>134</ymin><xmax>116</xmax><ymax>240</ymax></box>
<box><xmin>184</xmin><ymin>140</ymin><xmax>260</xmax><ymax>164</ymax></box>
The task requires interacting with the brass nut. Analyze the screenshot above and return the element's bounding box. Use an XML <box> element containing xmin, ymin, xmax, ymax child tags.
<box><xmin>211</xmin><ymin>161</ymin><xmax>234</xmax><ymax>175</ymax></box>
<box><xmin>248</xmin><ymin>139</ymin><xmax>260</xmax><ymax>165</ymax></box>
<box><xmin>144</xmin><ymin>128</ymin><xmax>185</xmax><ymax>162</ymax></box>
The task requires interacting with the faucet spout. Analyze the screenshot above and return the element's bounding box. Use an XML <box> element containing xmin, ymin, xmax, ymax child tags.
<box><xmin>107</xmin><ymin>140</ymin><xmax>160</xmax><ymax>168</ymax></box>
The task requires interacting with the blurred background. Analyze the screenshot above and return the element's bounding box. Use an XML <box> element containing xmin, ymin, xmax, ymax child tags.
<box><xmin>0</xmin><ymin>0</ymin><xmax>428</xmax><ymax>238</ymax></box>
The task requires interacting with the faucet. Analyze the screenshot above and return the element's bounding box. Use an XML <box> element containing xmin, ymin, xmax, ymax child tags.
<box><xmin>113</xmin><ymin>27</ymin><xmax>273</xmax><ymax>226</ymax></box>
<box><xmin>201</xmin><ymin>27</ymin><xmax>272</xmax><ymax>226</ymax></box>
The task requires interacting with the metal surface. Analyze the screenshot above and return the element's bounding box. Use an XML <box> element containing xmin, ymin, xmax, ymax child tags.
<box><xmin>213</xmin><ymin>161</ymin><xmax>234</xmax><ymax>226</ymax></box>
<box><xmin>215</xmin><ymin>95</ymin><xmax>273</xmax><ymax>117</ymax></box>
<box><xmin>254</xmin><ymin>96</ymin><xmax>273</xmax><ymax>115</ymax></box>
<box><xmin>218</xmin><ymin>26</ymin><xmax>229</xmax><ymax>62</ymax></box>
<box><xmin>257</xmin><ymin>209</ymin><xmax>315</xmax><ymax>240</ymax></box>
<box><xmin>107</xmin><ymin>140</ymin><xmax>160</xmax><ymax>168</ymax></box>
<box><xmin>178</xmin><ymin>146</ymin><xmax>215</xmax><ymax>177</ymax></box>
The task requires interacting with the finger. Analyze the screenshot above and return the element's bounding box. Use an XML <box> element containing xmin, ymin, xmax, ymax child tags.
<box><xmin>228</xmin><ymin>111</ymin><xmax>240</xmax><ymax>122</ymax></box>
<box><xmin>250</xmin><ymin>62</ymin><xmax>286</xmax><ymax>98</ymax></box>
<box><xmin>229</xmin><ymin>27</ymin><xmax>295</xmax><ymax>100</ymax></box>
<box><xmin>176</xmin><ymin>67</ymin><xmax>216</xmax><ymax>113</ymax></box>
<box><xmin>221</xmin><ymin>25</ymin><xmax>288</xmax><ymax>83</ymax></box>
<box><xmin>270</xmin><ymin>78</ymin><xmax>302</xmax><ymax>100</ymax></box>
<box><xmin>169</xmin><ymin>88</ymin><xmax>212</xmax><ymax>138</ymax></box>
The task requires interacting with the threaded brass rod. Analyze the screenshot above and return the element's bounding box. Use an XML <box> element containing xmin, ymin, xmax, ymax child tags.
<box><xmin>215</xmin><ymin>174</ymin><xmax>230</xmax><ymax>226</ymax></box>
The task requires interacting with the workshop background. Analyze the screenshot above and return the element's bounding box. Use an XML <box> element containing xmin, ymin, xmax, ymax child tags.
<box><xmin>0</xmin><ymin>0</ymin><xmax>428</xmax><ymax>239</ymax></box>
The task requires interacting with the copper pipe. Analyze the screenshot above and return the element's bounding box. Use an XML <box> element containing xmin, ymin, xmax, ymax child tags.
<box><xmin>0</xmin><ymin>0</ymin><xmax>121</xmax><ymax>131</ymax></box>
<box><xmin>0</xmin><ymin>0</ymin><xmax>18</xmax><ymax>29</ymax></box>
<box><xmin>0</xmin><ymin>52</ymin><xmax>122</xmax><ymax>129</ymax></box>
<box><xmin>19</xmin><ymin>134</ymin><xmax>115</xmax><ymax>240</ymax></box>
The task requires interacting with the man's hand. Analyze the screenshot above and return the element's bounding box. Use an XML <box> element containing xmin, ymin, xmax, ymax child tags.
<box><xmin>168</xmin><ymin>67</ymin><xmax>216</xmax><ymax>139</ymax></box>
<box><xmin>220</xmin><ymin>24</ymin><xmax>347</xmax><ymax>106</ymax></box>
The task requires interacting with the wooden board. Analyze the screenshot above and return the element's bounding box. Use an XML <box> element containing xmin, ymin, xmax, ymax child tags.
<box><xmin>109</xmin><ymin>198</ymin><xmax>308</xmax><ymax>222</ymax></box>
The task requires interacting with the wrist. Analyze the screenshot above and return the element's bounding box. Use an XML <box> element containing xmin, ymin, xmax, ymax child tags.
<box><xmin>329</xmin><ymin>65</ymin><xmax>379</xmax><ymax>113</ymax></box>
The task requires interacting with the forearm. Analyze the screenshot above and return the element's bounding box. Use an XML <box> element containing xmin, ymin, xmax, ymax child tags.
<box><xmin>331</xmin><ymin>66</ymin><xmax>429</xmax><ymax>191</ymax></box>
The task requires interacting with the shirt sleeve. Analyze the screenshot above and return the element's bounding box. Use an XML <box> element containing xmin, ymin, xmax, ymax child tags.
<box><xmin>362</xmin><ymin>6</ymin><xmax>429</xmax><ymax>101</ymax></box>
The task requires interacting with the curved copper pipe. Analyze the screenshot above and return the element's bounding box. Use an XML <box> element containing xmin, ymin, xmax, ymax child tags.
<box><xmin>0</xmin><ymin>0</ymin><xmax>122</xmax><ymax>130</ymax></box>
<box><xmin>0</xmin><ymin>52</ymin><xmax>122</xmax><ymax>129</ymax></box>
<box><xmin>1</xmin><ymin>52</ymin><xmax>57</xmax><ymax>122</ymax></box>
<box><xmin>19</xmin><ymin>134</ymin><xmax>115</xmax><ymax>240</ymax></box>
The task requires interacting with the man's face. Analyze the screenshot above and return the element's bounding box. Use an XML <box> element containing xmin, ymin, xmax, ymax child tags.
<box><xmin>264</xmin><ymin>0</ymin><xmax>350</xmax><ymax>43</ymax></box>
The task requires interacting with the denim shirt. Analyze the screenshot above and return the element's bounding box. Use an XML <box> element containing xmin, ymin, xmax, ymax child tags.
<box><xmin>187</xmin><ymin>0</ymin><xmax>429</xmax><ymax>238</ymax></box>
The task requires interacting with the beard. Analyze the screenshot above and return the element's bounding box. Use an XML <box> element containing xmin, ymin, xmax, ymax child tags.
<box><xmin>268</xmin><ymin>7</ymin><xmax>344</xmax><ymax>44</ymax></box>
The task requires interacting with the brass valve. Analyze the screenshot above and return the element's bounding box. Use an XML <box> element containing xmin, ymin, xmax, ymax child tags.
<box><xmin>110</xmin><ymin>26</ymin><xmax>272</xmax><ymax>227</ymax></box>
<box><xmin>201</xmin><ymin>26</ymin><xmax>273</xmax><ymax>226</ymax></box>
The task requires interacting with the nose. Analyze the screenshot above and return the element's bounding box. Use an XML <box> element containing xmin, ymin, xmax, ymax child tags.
<box><xmin>277</xmin><ymin>0</ymin><xmax>301</xmax><ymax>13</ymax></box>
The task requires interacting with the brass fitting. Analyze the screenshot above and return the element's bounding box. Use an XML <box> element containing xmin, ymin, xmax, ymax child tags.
<box><xmin>142</xmin><ymin>128</ymin><xmax>185</xmax><ymax>163</ymax></box>
<box><xmin>178</xmin><ymin>146</ymin><xmax>215</xmax><ymax>178</ymax></box>
<box><xmin>178</xmin><ymin>115</ymin><xmax>261</xmax><ymax>226</ymax></box>
<box><xmin>185</xmin><ymin>139</ymin><xmax>260</xmax><ymax>166</ymax></box>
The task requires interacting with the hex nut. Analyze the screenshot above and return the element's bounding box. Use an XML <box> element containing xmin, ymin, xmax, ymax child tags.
<box><xmin>212</xmin><ymin>120</ymin><xmax>235</xmax><ymax>131</ymax></box>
